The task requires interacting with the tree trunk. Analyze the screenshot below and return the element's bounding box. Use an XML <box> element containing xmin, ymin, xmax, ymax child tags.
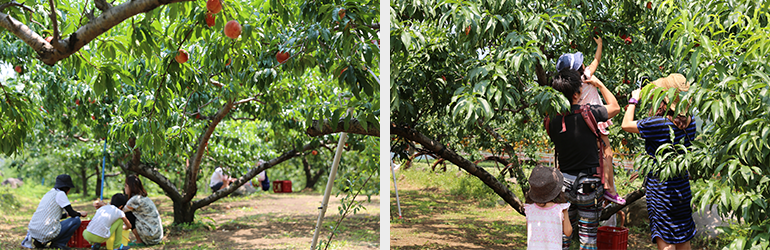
<box><xmin>80</xmin><ymin>166</ymin><xmax>88</xmax><ymax>196</ymax></box>
<box><xmin>172</xmin><ymin>200</ymin><xmax>196</xmax><ymax>224</ymax></box>
<box><xmin>95</xmin><ymin>164</ymin><xmax>102</xmax><ymax>198</ymax></box>
<box><xmin>302</xmin><ymin>157</ymin><xmax>325</xmax><ymax>190</ymax></box>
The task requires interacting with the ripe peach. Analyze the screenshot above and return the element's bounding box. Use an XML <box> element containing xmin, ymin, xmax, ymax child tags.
<box><xmin>175</xmin><ymin>49</ymin><xmax>189</xmax><ymax>64</ymax></box>
<box><xmin>14</xmin><ymin>66</ymin><xmax>21</xmax><ymax>73</ymax></box>
<box><xmin>224</xmin><ymin>20</ymin><xmax>241</xmax><ymax>39</ymax></box>
<box><xmin>276</xmin><ymin>51</ymin><xmax>290</xmax><ymax>64</ymax></box>
<box><xmin>205</xmin><ymin>12</ymin><xmax>215</xmax><ymax>28</ymax></box>
<box><xmin>207</xmin><ymin>0</ymin><xmax>222</xmax><ymax>14</ymax></box>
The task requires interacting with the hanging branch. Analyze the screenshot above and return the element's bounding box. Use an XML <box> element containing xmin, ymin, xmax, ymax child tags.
<box><xmin>0</xmin><ymin>0</ymin><xmax>197</xmax><ymax>65</ymax></box>
<box><xmin>47</xmin><ymin>0</ymin><xmax>64</xmax><ymax>51</ymax></box>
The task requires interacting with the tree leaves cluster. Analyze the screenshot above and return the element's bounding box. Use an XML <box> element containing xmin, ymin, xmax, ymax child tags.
<box><xmin>392</xmin><ymin>1</ymin><xmax>770</xmax><ymax>247</ymax></box>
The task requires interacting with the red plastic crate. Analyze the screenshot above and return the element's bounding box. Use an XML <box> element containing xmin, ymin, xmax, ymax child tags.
<box><xmin>597</xmin><ymin>226</ymin><xmax>628</xmax><ymax>250</ymax></box>
<box><xmin>67</xmin><ymin>220</ymin><xmax>107</xmax><ymax>248</ymax></box>
<box><xmin>272</xmin><ymin>180</ymin><xmax>292</xmax><ymax>193</ymax></box>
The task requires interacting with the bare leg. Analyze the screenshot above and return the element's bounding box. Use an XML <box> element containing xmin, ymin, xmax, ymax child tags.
<box><xmin>132</xmin><ymin>228</ymin><xmax>143</xmax><ymax>244</ymax></box>
<box><xmin>655</xmin><ymin>237</ymin><xmax>675</xmax><ymax>250</ymax></box>
<box><xmin>674</xmin><ymin>241</ymin><xmax>691</xmax><ymax>250</ymax></box>
<box><xmin>600</xmin><ymin>135</ymin><xmax>617</xmax><ymax>196</ymax></box>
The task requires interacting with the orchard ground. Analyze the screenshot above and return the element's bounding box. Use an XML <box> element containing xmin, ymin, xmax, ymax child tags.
<box><xmin>390</xmin><ymin>162</ymin><xmax>726</xmax><ymax>250</ymax></box>
<box><xmin>0</xmin><ymin>183</ymin><xmax>379</xmax><ymax>250</ymax></box>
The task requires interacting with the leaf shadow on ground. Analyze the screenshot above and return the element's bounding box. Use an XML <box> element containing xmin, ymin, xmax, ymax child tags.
<box><xmin>390</xmin><ymin>188</ymin><xmax>527</xmax><ymax>250</ymax></box>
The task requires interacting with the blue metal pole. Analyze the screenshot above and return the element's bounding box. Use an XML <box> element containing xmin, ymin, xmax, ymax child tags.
<box><xmin>101</xmin><ymin>139</ymin><xmax>107</xmax><ymax>201</ymax></box>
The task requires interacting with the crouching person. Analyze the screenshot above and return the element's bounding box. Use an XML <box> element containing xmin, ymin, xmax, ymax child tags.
<box><xmin>22</xmin><ymin>174</ymin><xmax>88</xmax><ymax>249</ymax></box>
<box><xmin>84</xmin><ymin>193</ymin><xmax>131</xmax><ymax>250</ymax></box>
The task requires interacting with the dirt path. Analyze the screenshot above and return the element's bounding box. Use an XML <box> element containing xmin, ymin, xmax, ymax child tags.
<box><xmin>1</xmin><ymin>191</ymin><xmax>379</xmax><ymax>250</ymax></box>
<box><xmin>389</xmin><ymin>171</ymin><xmax>661</xmax><ymax>250</ymax></box>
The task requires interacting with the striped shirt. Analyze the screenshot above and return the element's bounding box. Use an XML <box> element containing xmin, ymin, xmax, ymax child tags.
<box><xmin>28</xmin><ymin>188</ymin><xmax>70</xmax><ymax>242</ymax></box>
<box><xmin>637</xmin><ymin>116</ymin><xmax>697</xmax><ymax>156</ymax></box>
<box><xmin>637</xmin><ymin>116</ymin><xmax>698</xmax><ymax>243</ymax></box>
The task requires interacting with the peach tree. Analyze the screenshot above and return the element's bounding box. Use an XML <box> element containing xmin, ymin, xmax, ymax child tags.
<box><xmin>391</xmin><ymin>4</ymin><xmax>765</xmax><ymax>247</ymax></box>
<box><xmin>0</xmin><ymin>0</ymin><xmax>379</xmax><ymax>224</ymax></box>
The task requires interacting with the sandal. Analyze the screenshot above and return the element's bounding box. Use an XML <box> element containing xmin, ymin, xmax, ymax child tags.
<box><xmin>127</xmin><ymin>242</ymin><xmax>146</xmax><ymax>247</ymax></box>
<box><xmin>603</xmin><ymin>191</ymin><xmax>626</xmax><ymax>205</ymax></box>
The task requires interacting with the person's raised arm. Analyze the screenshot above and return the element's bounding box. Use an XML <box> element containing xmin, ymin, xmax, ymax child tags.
<box><xmin>621</xmin><ymin>89</ymin><xmax>641</xmax><ymax>133</ymax></box>
<box><xmin>587</xmin><ymin>36</ymin><xmax>603</xmax><ymax>76</ymax></box>
<box><xmin>583</xmin><ymin>76</ymin><xmax>619</xmax><ymax>118</ymax></box>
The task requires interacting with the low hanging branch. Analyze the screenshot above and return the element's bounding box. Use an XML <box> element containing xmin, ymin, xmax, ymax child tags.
<box><xmin>191</xmin><ymin>142</ymin><xmax>317</xmax><ymax>209</ymax></box>
<box><xmin>392</xmin><ymin>124</ymin><xmax>526</xmax><ymax>215</ymax></box>
<box><xmin>306</xmin><ymin>118</ymin><xmax>379</xmax><ymax>137</ymax></box>
<box><xmin>0</xmin><ymin>0</ymin><xmax>195</xmax><ymax>65</ymax></box>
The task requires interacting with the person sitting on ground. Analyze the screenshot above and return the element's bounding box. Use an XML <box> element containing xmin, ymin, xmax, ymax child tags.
<box><xmin>210</xmin><ymin>165</ymin><xmax>237</xmax><ymax>192</ymax></box>
<box><xmin>93</xmin><ymin>175</ymin><xmax>163</xmax><ymax>246</ymax></box>
<box><xmin>122</xmin><ymin>175</ymin><xmax>163</xmax><ymax>246</ymax></box>
<box><xmin>84</xmin><ymin>193</ymin><xmax>131</xmax><ymax>250</ymax></box>
<box><xmin>22</xmin><ymin>174</ymin><xmax>88</xmax><ymax>250</ymax></box>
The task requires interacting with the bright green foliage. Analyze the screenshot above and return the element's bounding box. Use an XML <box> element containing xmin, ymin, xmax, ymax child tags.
<box><xmin>645</xmin><ymin>1</ymin><xmax>770</xmax><ymax>249</ymax></box>
<box><xmin>0</xmin><ymin>0</ymin><xmax>379</xmax><ymax>224</ymax></box>
<box><xmin>392</xmin><ymin>0</ymin><xmax>769</xmax><ymax>248</ymax></box>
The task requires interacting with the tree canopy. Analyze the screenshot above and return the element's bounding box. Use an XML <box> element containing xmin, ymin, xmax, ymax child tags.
<box><xmin>391</xmin><ymin>0</ymin><xmax>770</xmax><ymax>248</ymax></box>
<box><xmin>0</xmin><ymin>0</ymin><xmax>380</xmax><ymax>225</ymax></box>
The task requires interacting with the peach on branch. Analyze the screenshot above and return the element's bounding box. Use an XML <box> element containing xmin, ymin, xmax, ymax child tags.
<box><xmin>276</xmin><ymin>51</ymin><xmax>290</xmax><ymax>64</ymax></box>
<box><xmin>205</xmin><ymin>12</ymin><xmax>215</xmax><ymax>28</ymax></box>
<box><xmin>207</xmin><ymin>0</ymin><xmax>222</xmax><ymax>14</ymax></box>
<box><xmin>175</xmin><ymin>49</ymin><xmax>189</xmax><ymax>63</ymax></box>
<box><xmin>224</xmin><ymin>20</ymin><xmax>241</xmax><ymax>39</ymax></box>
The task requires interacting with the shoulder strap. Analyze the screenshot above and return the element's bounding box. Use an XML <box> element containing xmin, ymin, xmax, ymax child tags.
<box><xmin>577</xmin><ymin>105</ymin><xmax>606</xmax><ymax>182</ymax></box>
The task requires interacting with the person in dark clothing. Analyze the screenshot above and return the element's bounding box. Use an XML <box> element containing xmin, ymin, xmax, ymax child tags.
<box><xmin>547</xmin><ymin>69</ymin><xmax>619</xmax><ymax>250</ymax></box>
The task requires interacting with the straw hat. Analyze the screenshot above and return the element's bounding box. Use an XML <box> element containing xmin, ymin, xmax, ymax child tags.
<box><xmin>526</xmin><ymin>166</ymin><xmax>564</xmax><ymax>203</ymax></box>
<box><xmin>652</xmin><ymin>73</ymin><xmax>689</xmax><ymax>114</ymax></box>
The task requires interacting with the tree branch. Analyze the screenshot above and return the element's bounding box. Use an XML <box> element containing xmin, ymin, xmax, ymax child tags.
<box><xmin>0</xmin><ymin>0</ymin><xmax>195</xmax><ymax>65</ymax></box>
<box><xmin>233</xmin><ymin>94</ymin><xmax>265</xmax><ymax>106</ymax></box>
<box><xmin>209</xmin><ymin>79</ymin><xmax>223</xmax><ymax>88</ymax></box>
<box><xmin>231</xmin><ymin>116</ymin><xmax>257</xmax><ymax>121</ymax></box>
<box><xmin>73</xmin><ymin>135</ymin><xmax>90</xmax><ymax>142</ymax></box>
<box><xmin>47</xmin><ymin>0</ymin><xmax>64</xmax><ymax>51</ymax></box>
<box><xmin>94</xmin><ymin>0</ymin><xmax>113</xmax><ymax>11</ymax></box>
<box><xmin>183</xmin><ymin>99</ymin><xmax>234</xmax><ymax>203</ymax></box>
<box><xmin>0</xmin><ymin>1</ymin><xmax>33</xmax><ymax>13</ymax></box>
<box><xmin>306</xmin><ymin>118</ymin><xmax>379</xmax><ymax>137</ymax></box>
<box><xmin>123</xmin><ymin>161</ymin><xmax>184</xmax><ymax>202</ymax></box>
<box><xmin>392</xmin><ymin>124</ymin><xmax>526</xmax><ymax>215</ymax></box>
<box><xmin>191</xmin><ymin>143</ymin><xmax>315</xmax><ymax>209</ymax></box>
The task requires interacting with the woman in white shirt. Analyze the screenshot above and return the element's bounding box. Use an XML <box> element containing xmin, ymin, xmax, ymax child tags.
<box><xmin>210</xmin><ymin>166</ymin><xmax>236</xmax><ymax>192</ymax></box>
